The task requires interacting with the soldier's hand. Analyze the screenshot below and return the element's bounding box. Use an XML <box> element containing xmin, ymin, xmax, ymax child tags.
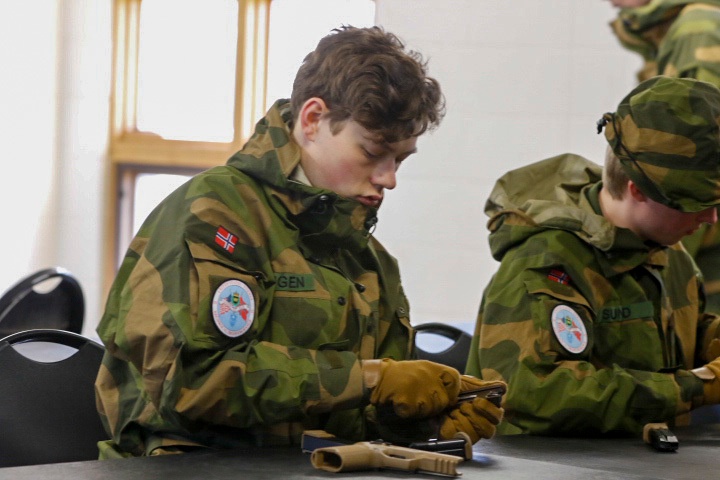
<box><xmin>362</xmin><ymin>359</ymin><xmax>460</xmax><ymax>418</ymax></box>
<box><xmin>458</xmin><ymin>375</ymin><xmax>506</xmax><ymax>399</ymax></box>
<box><xmin>692</xmin><ymin>356</ymin><xmax>720</xmax><ymax>405</ymax></box>
<box><xmin>438</xmin><ymin>396</ymin><xmax>504</xmax><ymax>444</ymax></box>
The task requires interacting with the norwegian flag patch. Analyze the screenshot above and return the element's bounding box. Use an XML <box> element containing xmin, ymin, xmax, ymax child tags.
<box><xmin>215</xmin><ymin>226</ymin><xmax>238</xmax><ymax>253</ymax></box>
<box><xmin>548</xmin><ymin>269</ymin><xmax>570</xmax><ymax>285</ymax></box>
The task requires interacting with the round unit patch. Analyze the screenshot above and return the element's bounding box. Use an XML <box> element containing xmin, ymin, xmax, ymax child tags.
<box><xmin>212</xmin><ymin>279</ymin><xmax>255</xmax><ymax>338</ymax></box>
<box><xmin>550</xmin><ymin>304</ymin><xmax>588</xmax><ymax>354</ymax></box>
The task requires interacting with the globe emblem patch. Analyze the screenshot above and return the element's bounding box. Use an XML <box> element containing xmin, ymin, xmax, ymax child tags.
<box><xmin>550</xmin><ymin>304</ymin><xmax>588</xmax><ymax>354</ymax></box>
<box><xmin>212</xmin><ymin>279</ymin><xmax>255</xmax><ymax>338</ymax></box>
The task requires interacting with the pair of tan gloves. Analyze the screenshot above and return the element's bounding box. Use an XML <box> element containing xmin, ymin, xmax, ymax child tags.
<box><xmin>362</xmin><ymin>358</ymin><xmax>505</xmax><ymax>443</ymax></box>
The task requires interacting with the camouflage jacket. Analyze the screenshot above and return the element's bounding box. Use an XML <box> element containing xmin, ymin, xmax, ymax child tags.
<box><xmin>95</xmin><ymin>100</ymin><xmax>415</xmax><ymax>456</ymax></box>
<box><xmin>610</xmin><ymin>0</ymin><xmax>720</xmax><ymax>312</ymax></box>
<box><xmin>610</xmin><ymin>0</ymin><xmax>720</xmax><ymax>82</ymax></box>
<box><xmin>465</xmin><ymin>154</ymin><xmax>720</xmax><ymax>436</ymax></box>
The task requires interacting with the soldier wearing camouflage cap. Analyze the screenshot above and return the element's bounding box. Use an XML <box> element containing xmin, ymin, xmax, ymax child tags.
<box><xmin>466</xmin><ymin>76</ymin><xmax>720</xmax><ymax>435</ymax></box>
<box><xmin>95</xmin><ymin>25</ymin><xmax>504</xmax><ymax>458</ymax></box>
<box><xmin>608</xmin><ymin>0</ymin><xmax>720</xmax><ymax>312</ymax></box>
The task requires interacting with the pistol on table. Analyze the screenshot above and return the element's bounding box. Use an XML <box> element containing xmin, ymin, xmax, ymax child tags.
<box><xmin>310</xmin><ymin>439</ymin><xmax>464</xmax><ymax>477</ymax></box>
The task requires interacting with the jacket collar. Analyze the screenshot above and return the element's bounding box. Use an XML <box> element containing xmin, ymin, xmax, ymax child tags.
<box><xmin>226</xmin><ymin>100</ymin><xmax>378</xmax><ymax>252</ymax></box>
<box><xmin>486</xmin><ymin>154</ymin><xmax>667</xmax><ymax>277</ymax></box>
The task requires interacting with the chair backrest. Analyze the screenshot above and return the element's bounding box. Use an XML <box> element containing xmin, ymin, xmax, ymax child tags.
<box><xmin>0</xmin><ymin>328</ymin><xmax>108</xmax><ymax>467</ymax></box>
<box><xmin>0</xmin><ymin>267</ymin><xmax>84</xmax><ymax>337</ymax></box>
<box><xmin>414</xmin><ymin>322</ymin><xmax>472</xmax><ymax>374</ymax></box>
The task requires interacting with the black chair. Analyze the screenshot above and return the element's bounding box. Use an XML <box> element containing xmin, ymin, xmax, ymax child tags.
<box><xmin>414</xmin><ymin>322</ymin><xmax>472</xmax><ymax>374</ymax></box>
<box><xmin>0</xmin><ymin>329</ymin><xmax>108</xmax><ymax>467</ymax></box>
<box><xmin>0</xmin><ymin>267</ymin><xmax>84</xmax><ymax>337</ymax></box>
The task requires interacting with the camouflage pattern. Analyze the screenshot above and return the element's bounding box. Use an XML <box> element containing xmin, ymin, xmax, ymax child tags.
<box><xmin>599</xmin><ymin>76</ymin><xmax>720</xmax><ymax>213</ymax></box>
<box><xmin>682</xmin><ymin>222</ymin><xmax>720</xmax><ymax>312</ymax></box>
<box><xmin>610</xmin><ymin>0</ymin><xmax>720</xmax><ymax>82</ymax></box>
<box><xmin>466</xmin><ymin>153</ymin><xmax>720</xmax><ymax>435</ymax></box>
<box><xmin>610</xmin><ymin>0</ymin><xmax>720</xmax><ymax>309</ymax></box>
<box><xmin>95</xmin><ymin>100</ymin><xmax>415</xmax><ymax>457</ymax></box>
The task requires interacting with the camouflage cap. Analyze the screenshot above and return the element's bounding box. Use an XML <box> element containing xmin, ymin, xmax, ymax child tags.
<box><xmin>597</xmin><ymin>76</ymin><xmax>720</xmax><ymax>212</ymax></box>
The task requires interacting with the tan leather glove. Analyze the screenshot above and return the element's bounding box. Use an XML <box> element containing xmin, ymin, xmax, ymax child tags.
<box><xmin>457</xmin><ymin>375</ymin><xmax>506</xmax><ymax>399</ymax></box>
<box><xmin>362</xmin><ymin>359</ymin><xmax>461</xmax><ymax>418</ymax></box>
<box><xmin>438</xmin><ymin>376</ymin><xmax>506</xmax><ymax>443</ymax></box>
<box><xmin>438</xmin><ymin>396</ymin><xmax>504</xmax><ymax>443</ymax></box>
<box><xmin>707</xmin><ymin>338</ymin><xmax>720</xmax><ymax>362</ymax></box>
<box><xmin>692</xmin><ymin>356</ymin><xmax>720</xmax><ymax>405</ymax></box>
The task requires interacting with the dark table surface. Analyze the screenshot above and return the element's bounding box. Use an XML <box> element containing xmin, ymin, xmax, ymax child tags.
<box><xmin>1</xmin><ymin>424</ymin><xmax>717</xmax><ymax>480</ymax></box>
<box><xmin>480</xmin><ymin>423</ymin><xmax>720</xmax><ymax>479</ymax></box>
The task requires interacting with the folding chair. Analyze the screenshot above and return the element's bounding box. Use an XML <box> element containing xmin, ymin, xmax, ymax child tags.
<box><xmin>414</xmin><ymin>322</ymin><xmax>472</xmax><ymax>374</ymax></box>
<box><xmin>0</xmin><ymin>328</ymin><xmax>107</xmax><ymax>467</ymax></box>
<box><xmin>0</xmin><ymin>267</ymin><xmax>84</xmax><ymax>337</ymax></box>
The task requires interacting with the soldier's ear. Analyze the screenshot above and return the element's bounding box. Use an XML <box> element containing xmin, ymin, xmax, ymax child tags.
<box><xmin>297</xmin><ymin>97</ymin><xmax>328</xmax><ymax>142</ymax></box>
<box><xmin>627</xmin><ymin>181</ymin><xmax>648</xmax><ymax>203</ymax></box>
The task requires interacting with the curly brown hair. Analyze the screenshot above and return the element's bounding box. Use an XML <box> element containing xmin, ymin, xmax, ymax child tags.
<box><xmin>290</xmin><ymin>25</ymin><xmax>445</xmax><ymax>143</ymax></box>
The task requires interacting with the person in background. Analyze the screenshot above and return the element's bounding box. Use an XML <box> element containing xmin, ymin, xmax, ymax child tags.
<box><xmin>95</xmin><ymin>25</ymin><xmax>504</xmax><ymax>458</ymax></box>
<box><xmin>466</xmin><ymin>76</ymin><xmax>720</xmax><ymax>435</ymax></box>
<box><xmin>608</xmin><ymin>0</ymin><xmax>720</xmax><ymax>312</ymax></box>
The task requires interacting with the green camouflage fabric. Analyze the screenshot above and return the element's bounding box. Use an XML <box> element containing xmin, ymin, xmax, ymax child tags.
<box><xmin>95</xmin><ymin>99</ymin><xmax>415</xmax><ymax>457</ymax></box>
<box><xmin>682</xmin><ymin>222</ymin><xmax>720</xmax><ymax>312</ymax></box>
<box><xmin>610</xmin><ymin>0</ymin><xmax>720</xmax><ymax>82</ymax></box>
<box><xmin>466</xmin><ymin>153</ymin><xmax>720</xmax><ymax>435</ymax></box>
<box><xmin>610</xmin><ymin>0</ymin><xmax>720</xmax><ymax>309</ymax></box>
<box><xmin>599</xmin><ymin>76</ymin><xmax>720</xmax><ymax>213</ymax></box>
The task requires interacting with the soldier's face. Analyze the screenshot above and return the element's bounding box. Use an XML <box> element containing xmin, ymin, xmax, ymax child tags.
<box><xmin>299</xmin><ymin>102</ymin><xmax>417</xmax><ymax>209</ymax></box>
<box><xmin>633</xmin><ymin>199</ymin><xmax>717</xmax><ymax>246</ymax></box>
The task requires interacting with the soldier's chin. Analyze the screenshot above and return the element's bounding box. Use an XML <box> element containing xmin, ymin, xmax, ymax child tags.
<box><xmin>663</xmin><ymin>235</ymin><xmax>686</xmax><ymax>246</ymax></box>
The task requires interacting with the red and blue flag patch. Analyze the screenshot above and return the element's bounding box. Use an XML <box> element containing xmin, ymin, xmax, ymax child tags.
<box><xmin>548</xmin><ymin>269</ymin><xmax>570</xmax><ymax>285</ymax></box>
<box><xmin>215</xmin><ymin>226</ymin><xmax>238</xmax><ymax>253</ymax></box>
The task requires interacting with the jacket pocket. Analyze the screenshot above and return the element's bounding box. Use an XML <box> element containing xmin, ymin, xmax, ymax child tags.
<box><xmin>187</xmin><ymin>241</ymin><xmax>263</xmax><ymax>348</ymax></box>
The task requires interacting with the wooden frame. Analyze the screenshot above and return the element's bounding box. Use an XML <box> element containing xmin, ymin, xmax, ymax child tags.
<box><xmin>103</xmin><ymin>0</ymin><xmax>271</xmax><ymax>291</ymax></box>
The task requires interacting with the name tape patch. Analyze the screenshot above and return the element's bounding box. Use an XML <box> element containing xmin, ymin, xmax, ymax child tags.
<box><xmin>276</xmin><ymin>273</ymin><xmax>315</xmax><ymax>292</ymax></box>
<box><xmin>599</xmin><ymin>301</ymin><xmax>653</xmax><ymax>322</ymax></box>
